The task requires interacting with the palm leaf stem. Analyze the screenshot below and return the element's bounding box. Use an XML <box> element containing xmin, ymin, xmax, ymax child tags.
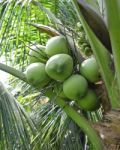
<box><xmin>0</xmin><ymin>63</ymin><xmax>27</xmax><ymax>83</ymax></box>
<box><xmin>56</xmin><ymin>98</ymin><xmax>103</xmax><ymax>150</ymax></box>
<box><xmin>104</xmin><ymin>0</ymin><xmax>120</xmax><ymax>95</ymax></box>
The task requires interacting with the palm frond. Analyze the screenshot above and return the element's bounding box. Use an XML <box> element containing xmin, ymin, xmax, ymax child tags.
<box><xmin>31</xmin><ymin>101</ymin><xmax>85</xmax><ymax>150</ymax></box>
<box><xmin>0</xmin><ymin>0</ymin><xmax>56</xmax><ymax>69</ymax></box>
<box><xmin>0</xmin><ymin>81</ymin><xmax>36</xmax><ymax>149</ymax></box>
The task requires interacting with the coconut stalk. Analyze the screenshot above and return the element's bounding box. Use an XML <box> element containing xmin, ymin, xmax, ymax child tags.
<box><xmin>27</xmin><ymin>23</ymin><xmax>60</xmax><ymax>36</ymax></box>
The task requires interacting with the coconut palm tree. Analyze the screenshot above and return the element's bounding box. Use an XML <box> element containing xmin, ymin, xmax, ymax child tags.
<box><xmin>0</xmin><ymin>0</ymin><xmax>120</xmax><ymax>150</ymax></box>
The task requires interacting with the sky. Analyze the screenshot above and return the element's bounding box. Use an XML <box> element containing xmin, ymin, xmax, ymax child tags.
<box><xmin>0</xmin><ymin>70</ymin><xmax>8</xmax><ymax>84</ymax></box>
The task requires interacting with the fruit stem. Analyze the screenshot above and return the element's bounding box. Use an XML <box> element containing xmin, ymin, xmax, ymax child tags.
<box><xmin>56</xmin><ymin>98</ymin><xmax>103</xmax><ymax>150</ymax></box>
<box><xmin>0</xmin><ymin>63</ymin><xmax>28</xmax><ymax>83</ymax></box>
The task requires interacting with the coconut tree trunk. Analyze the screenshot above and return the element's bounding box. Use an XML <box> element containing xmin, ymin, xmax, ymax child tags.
<box><xmin>93</xmin><ymin>109</ymin><xmax>120</xmax><ymax>150</ymax></box>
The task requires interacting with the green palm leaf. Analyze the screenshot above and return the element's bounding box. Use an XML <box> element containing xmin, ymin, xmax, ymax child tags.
<box><xmin>0</xmin><ymin>81</ymin><xmax>36</xmax><ymax>149</ymax></box>
<box><xmin>31</xmin><ymin>101</ymin><xmax>85</xmax><ymax>150</ymax></box>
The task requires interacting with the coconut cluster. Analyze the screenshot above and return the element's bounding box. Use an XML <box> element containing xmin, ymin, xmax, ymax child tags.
<box><xmin>25</xmin><ymin>35</ymin><xmax>101</xmax><ymax>111</ymax></box>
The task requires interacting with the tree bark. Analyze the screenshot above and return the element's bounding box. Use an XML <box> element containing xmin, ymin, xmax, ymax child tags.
<box><xmin>93</xmin><ymin>109</ymin><xmax>120</xmax><ymax>150</ymax></box>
